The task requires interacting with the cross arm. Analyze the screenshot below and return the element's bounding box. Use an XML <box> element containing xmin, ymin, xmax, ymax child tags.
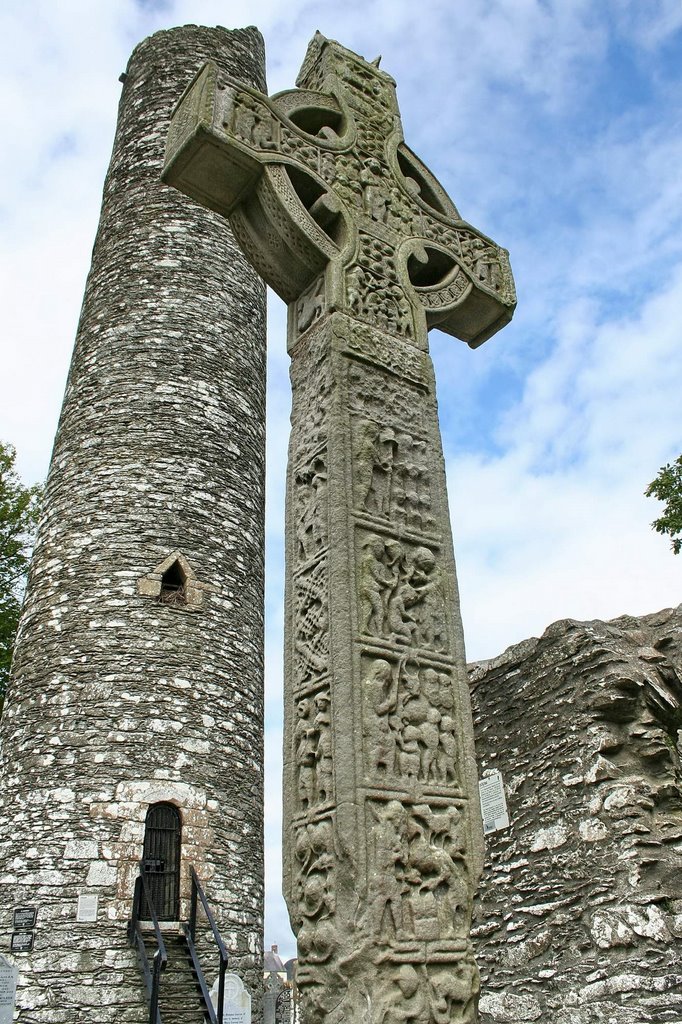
<box><xmin>162</xmin><ymin>62</ymin><xmax>348</xmax><ymax>302</ymax></box>
<box><xmin>404</xmin><ymin>228</ymin><xmax>516</xmax><ymax>348</ymax></box>
<box><xmin>163</xmin><ymin>62</ymin><xmax>265</xmax><ymax>218</ymax></box>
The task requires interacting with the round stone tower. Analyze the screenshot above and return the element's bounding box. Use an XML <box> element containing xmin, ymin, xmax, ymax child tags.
<box><xmin>0</xmin><ymin>26</ymin><xmax>266</xmax><ymax>1022</ymax></box>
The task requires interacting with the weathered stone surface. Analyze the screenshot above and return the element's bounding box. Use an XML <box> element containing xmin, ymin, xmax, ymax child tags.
<box><xmin>164</xmin><ymin>30</ymin><xmax>515</xmax><ymax>1024</ymax></box>
<box><xmin>470</xmin><ymin>606</ymin><xmax>682</xmax><ymax>1023</ymax></box>
<box><xmin>0</xmin><ymin>25</ymin><xmax>266</xmax><ymax>1022</ymax></box>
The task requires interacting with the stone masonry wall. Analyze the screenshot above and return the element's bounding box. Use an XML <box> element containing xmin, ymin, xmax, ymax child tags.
<box><xmin>0</xmin><ymin>26</ymin><xmax>267</xmax><ymax>1023</ymax></box>
<box><xmin>470</xmin><ymin>606</ymin><xmax>682</xmax><ymax>1023</ymax></box>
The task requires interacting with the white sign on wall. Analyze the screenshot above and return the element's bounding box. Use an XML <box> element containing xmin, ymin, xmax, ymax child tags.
<box><xmin>76</xmin><ymin>894</ymin><xmax>98</xmax><ymax>923</ymax></box>
<box><xmin>479</xmin><ymin>770</ymin><xmax>510</xmax><ymax>835</ymax></box>
<box><xmin>0</xmin><ymin>953</ymin><xmax>19</xmax><ymax>1024</ymax></box>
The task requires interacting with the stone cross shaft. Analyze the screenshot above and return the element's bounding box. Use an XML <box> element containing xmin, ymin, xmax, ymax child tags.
<box><xmin>164</xmin><ymin>31</ymin><xmax>515</xmax><ymax>1024</ymax></box>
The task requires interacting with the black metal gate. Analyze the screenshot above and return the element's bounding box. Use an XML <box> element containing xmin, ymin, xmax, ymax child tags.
<box><xmin>141</xmin><ymin>802</ymin><xmax>181</xmax><ymax>921</ymax></box>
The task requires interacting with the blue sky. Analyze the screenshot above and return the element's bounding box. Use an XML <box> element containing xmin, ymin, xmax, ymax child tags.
<box><xmin>1</xmin><ymin>0</ymin><xmax>681</xmax><ymax>961</ymax></box>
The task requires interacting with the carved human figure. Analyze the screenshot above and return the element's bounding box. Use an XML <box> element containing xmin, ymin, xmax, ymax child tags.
<box><xmin>310</xmin><ymin>457</ymin><xmax>329</xmax><ymax>550</ymax></box>
<box><xmin>371</xmin><ymin>800</ymin><xmax>409</xmax><ymax>941</ymax></box>
<box><xmin>406</xmin><ymin>814</ymin><xmax>456</xmax><ymax>895</ymax></box>
<box><xmin>235</xmin><ymin>98</ymin><xmax>258</xmax><ymax>144</ymax></box>
<box><xmin>390</xmin><ymin>284</ymin><xmax>413</xmax><ymax>338</ymax></box>
<box><xmin>400</xmin><ymin>662</ymin><xmax>430</xmax><ymax>736</ymax></box>
<box><xmin>443</xmin><ymin>805</ymin><xmax>465</xmax><ymax>862</ymax></box>
<box><xmin>297</xmin><ymin>897</ymin><xmax>337</xmax><ymax>966</ymax></box>
<box><xmin>295</xmin><ymin>468</ymin><xmax>315</xmax><ymax>561</ymax></box>
<box><xmin>421</xmin><ymin>668</ymin><xmax>444</xmax><ymax>711</ymax></box>
<box><xmin>411</xmin><ymin>439</ymin><xmax>432</xmax><ymax>530</ymax></box>
<box><xmin>368</xmin><ymin>427</ymin><xmax>398</xmax><ymax>516</ymax></box>
<box><xmin>163</xmin><ymin>30</ymin><xmax>515</xmax><ymax>1023</ymax></box>
<box><xmin>301</xmin><ymin>871</ymin><xmax>333</xmax><ymax>922</ymax></box>
<box><xmin>361</xmin><ymin>158</ymin><xmax>390</xmax><ymax>224</ymax></box>
<box><xmin>313</xmin><ymin>691</ymin><xmax>333</xmax><ymax>803</ymax></box>
<box><xmin>355</xmin><ymin>420</ymin><xmax>380</xmax><ymax>510</ymax></box>
<box><xmin>307</xmin><ymin>819</ymin><xmax>334</xmax><ymax>875</ymax></box>
<box><xmin>297</xmin><ymin>278</ymin><xmax>325</xmax><ymax>333</ymax></box>
<box><xmin>409</xmin><ymin>547</ymin><xmax>447</xmax><ymax>650</ymax></box>
<box><xmin>252</xmin><ymin>109</ymin><xmax>277</xmax><ymax>150</ymax></box>
<box><xmin>382</xmin><ymin>965</ymin><xmax>429</xmax><ymax>1024</ymax></box>
<box><xmin>420</xmin><ymin>707</ymin><xmax>442</xmax><ymax>782</ymax></box>
<box><xmin>471</xmin><ymin>237</ymin><xmax>500</xmax><ymax>290</ymax></box>
<box><xmin>295</xmin><ymin>698</ymin><xmax>316</xmax><ymax>810</ymax></box>
<box><xmin>397</xmin><ymin>724</ymin><xmax>421</xmax><ymax>781</ymax></box>
<box><xmin>363</xmin><ymin>658</ymin><xmax>399</xmax><ymax>775</ymax></box>
<box><xmin>438</xmin><ymin>714</ymin><xmax>458</xmax><ymax>785</ymax></box>
<box><xmin>359</xmin><ymin>535</ymin><xmax>395</xmax><ymax>635</ymax></box>
<box><xmin>385</xmin><ymin>542</ymin><xmax>418</xmax><ymax>644</ymax></box>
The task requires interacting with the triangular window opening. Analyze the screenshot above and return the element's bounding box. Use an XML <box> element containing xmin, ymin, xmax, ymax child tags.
<box><xmin>159</xmin><ymin>560</ymin><xmax>187</xmax><ymax>606</ymax></box>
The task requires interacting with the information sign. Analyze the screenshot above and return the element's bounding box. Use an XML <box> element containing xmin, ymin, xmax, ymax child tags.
<box><xmin>479</xmin><ymin>770</ymin><xmax>510</xmax><ymax>835</ymax></box>
<box><xmin>12</xmin><ymin>907</ymin><xmax>37</xmax><ymax>931</ymax></box>
<box><xmin>10</xmin><ymin>933</ymin><xmax>33</xmax><ymax>954</ymax></box>
<box><xmin>76</xmin><ymin>894</ymin><xmax>98</xmax><ymax>923</ymax></box>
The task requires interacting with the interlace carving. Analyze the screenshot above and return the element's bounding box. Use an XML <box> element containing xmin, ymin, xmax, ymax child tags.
<box><xmin>294</xmin><ymin>558</ymin><xmax>329</xmax><ymax>687</ymax></box>
<box><xmin>294</xmin><ymin>453</ymin><xmax>329</xmax><ymax>563</ymax></box>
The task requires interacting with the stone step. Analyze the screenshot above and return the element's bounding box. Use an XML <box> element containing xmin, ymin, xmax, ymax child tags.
<box><xmin>139</xmin><ymin>931</ymin><xmax>211</xmax><ymax>1024</ymax></box>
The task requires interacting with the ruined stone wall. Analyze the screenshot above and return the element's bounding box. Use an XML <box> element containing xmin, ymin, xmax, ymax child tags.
<box><xmin>0</xmin><ymin>26</ymin><xmax>267</xmax><ymax>1022</ymax></box>
<box><xmin>470</xmin><ymin>606</ymin><xmax>682</xmax><ymax>1024</ymax></box>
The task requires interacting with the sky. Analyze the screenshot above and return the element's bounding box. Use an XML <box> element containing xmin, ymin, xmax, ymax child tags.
<box><xmin>1</xmin><ymin>0</ymin><xmax>681</xmax><ymax>961</ymax></box>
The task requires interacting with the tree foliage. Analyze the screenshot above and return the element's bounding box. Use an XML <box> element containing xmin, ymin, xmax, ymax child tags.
<box><xmin>0</xmin><ymin>442</ymin><xmax>43</xmax><ymax>708</ymax></box>
<box><xmin>645</xmin><ymin>454</ymin><xmax>682</xmax><ymax>555</ymax></box>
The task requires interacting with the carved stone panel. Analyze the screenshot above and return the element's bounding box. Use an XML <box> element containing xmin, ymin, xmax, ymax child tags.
<box><xmin>361</xmin><ymin>655</ymin><xmax>461</xmax><ymax>789</ymax></box>
<box><xmin>283</xmin><ymin>312</ymin><xmax>483</xmax><ymax>1023</ymax></box>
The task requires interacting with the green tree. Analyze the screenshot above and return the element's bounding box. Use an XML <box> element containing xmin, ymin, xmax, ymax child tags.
<box><xmin>0</xmin><ymin>442</ymin><xmax>43</xmax><ymax>710</ymax></box>
<box><xmin>645</xmin><ymin>454</ymin><xmax>682</xmax><ymax>555</ymax></box>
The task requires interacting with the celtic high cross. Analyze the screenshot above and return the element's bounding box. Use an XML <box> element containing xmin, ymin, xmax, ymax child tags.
<box><xmin>164</xmin><ymin>32</ymin><xmax>515</xmax><ymax>1024</ymax></box>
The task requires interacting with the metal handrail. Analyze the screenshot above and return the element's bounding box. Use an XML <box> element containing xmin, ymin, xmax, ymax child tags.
<box><xmin>185</xmin><ymin>866</ymin><xmax>228</xmax><ymax>1024</ymax></box>
<box><xmin>128</xmin><ymin>870</ymin><xmax>168</xmax><ymax>1024</ymax></box>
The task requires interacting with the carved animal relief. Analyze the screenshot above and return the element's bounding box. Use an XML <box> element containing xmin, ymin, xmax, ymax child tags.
<box><xmin>164</xmin><ymin>29</ymin><xmax>515</xmax><ymax>1024</ymax></box>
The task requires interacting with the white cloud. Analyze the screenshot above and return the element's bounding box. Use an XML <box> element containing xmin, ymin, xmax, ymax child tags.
<box><xmin>450</xmin><ymin>267</ymin><xmax>682</xmax><ymax>662</ymax></box>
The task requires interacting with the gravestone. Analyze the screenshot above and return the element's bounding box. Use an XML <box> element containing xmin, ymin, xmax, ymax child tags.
<box><xmin>0</xmin><ymin>955</ymin><xmax>18</xmax><ymax>1024</ymax></box>
<box><xmin>210</xmin><ymin>972</ymin><xmax>251</xmax><ymax>1024</ymax></box>
<box><xmin>164</xmin><ymin>32</ymin><xmax>515</xmax><ymax>1023</ymax></box>
<box><xmin>263</xmin><ymin>972</ymin><xmax>283</xmax><ymax>1024</ymax></box>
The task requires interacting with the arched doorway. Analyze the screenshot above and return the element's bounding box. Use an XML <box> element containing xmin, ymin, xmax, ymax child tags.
<box><xmin>141</xmin><ymin>802</ymin><xmax>181</xmax><ymax>921</ymax></box>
